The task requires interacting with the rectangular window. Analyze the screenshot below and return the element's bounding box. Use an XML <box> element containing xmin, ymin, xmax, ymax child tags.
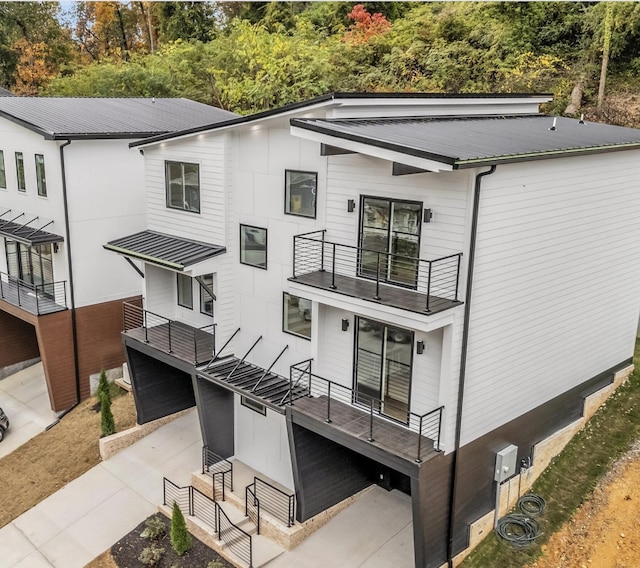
<box><xmin>15</xmin><ymin>152</ymin><xmax>25</xmax><ymax>192</ymax></box>
<box><xmin>35</xmin><ymin>154</ymin><xmax>46</xmax><ymax>197</ymax></box>
<box><xmin>199</xmin><ymin>273</ymin><xmax>214</xmax><ymax>316</ymax></box>
<box><xmin>283</xmin><ymin>292</ymin><xmax>311</xmax><ymax>339</ymax></box>
<box><xmin>177</xmin><ymin>273</ymin><xmax>193</xmax><ymax>309</ymax></box>
<box><xmin>165</xmin><ymin>161</ymin><xmax>200</xmax><ymax>213</ymax></box>
<box><xmin>0</xmin><ymin>151</ymin><xmax>6</xmax><ymax>189</ymax></box>
<box><xmin>5</xmin><ymin>239</ymin><xmax>53</xmax><ymax>286</ymax></box>
<box><xmin>241</xmin><ymin>396</ymin><xmax>266</xmax><ymax>416</ymax></box>
<box><xmin>240</xmin><ymin>224</ymin><xmax>267</xmax><ymax>269</ymax></box>
<box><xmin>285</xmin><ymin>170</ymin><xmax>317</xmax><ymax>218</ymax></box>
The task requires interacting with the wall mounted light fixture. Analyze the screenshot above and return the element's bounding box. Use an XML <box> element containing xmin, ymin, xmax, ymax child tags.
<box><xmin>416</xmin><ymin>340</ymin><xmax>425</xmax><ymax>354</ymax></box>
<box><xmin>423</xmin><ymin>209</ymin><xmax>433</xmax><ymax>223</ymax></box>
<box><xmin>347</xmin><ymin>199</ymin><xmax>356</xmax><ymax>213</ymax></box>
<box><xmin>341</xmin><ymin>318</ymin><xmax>350</xmax><ymax>331</ymax></box>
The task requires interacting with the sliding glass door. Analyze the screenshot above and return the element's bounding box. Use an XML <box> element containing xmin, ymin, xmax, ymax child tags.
<box><xmin>354</xmin><ymin>317</ymin><xmax>413</xmax><ymax>422</ymax></box>
<box><xmin>5</xmin><ymin>239</ymin><xmax>54</xmax><ymax>288</ymax></box>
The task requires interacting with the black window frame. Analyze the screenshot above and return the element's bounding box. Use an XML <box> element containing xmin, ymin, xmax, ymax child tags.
<box><xmin>0</xmin><ymin>151</ymin><xmax>6</xmax><ymax>189</ymax></box>
<box><xmin>35</xmin><ymin>154</ymin><xmax>47</xmax><ymax>197</ymax></box>
<box><xmin>199</xmin><ymin>273</ymin><xmax>214</xmax><ymax>316</ymax></box>
<box><xmin>15</xmin><ymin>152</ymin><xmax>25</xmax><ymax>192</ymax></box>
<box><xmin>241</xmin><ymin>396</ymin><xmax>266</xmax><ymax>416</ymax></box>
<box><xmin>165</xmin><ymin>160</ymin><xmax>201</xmax><ymax>214</ymax></box>
<box><xmin>176</xmin><ymin>273</ymin><xmax>193</xmax><ymax>309</ymax></box>
<box><xmin>284</xmin><ymin>169</ymin><xmax>317</xmax><ymax>219</ymax></box>
<box><xmin>282</xmin><ymin>292</ymin><xmax>312</xmax><ymax>340</ymax></box>
<box><xmin>239</xmin><ymin>224</ymin><xmax>267</xmax><ymax>269</ymax></box>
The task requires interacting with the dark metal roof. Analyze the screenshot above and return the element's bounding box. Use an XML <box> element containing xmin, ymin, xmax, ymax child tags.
<box><xmin>104</xmin><ymin>230</ymin><xmax>225</xmax><ymax>270</ymax></box>
<box><xmin>0</xmin><ymin>212</ymin><xmax>63</xmax><ymax>245</ymax></box>
<box><xmin>290</xmin><ymin>114</ymin><xmax>640</xmax><ymax>168</ymax></box>
<box><xmin>0</xmin><ymin>97</ymin><xmax>238</xmax><ymax>140</ymax></box>
<box><xmin>130</xmin><ymin>92</ymin><xmax>552</xmax><ymax>148</ymax></box>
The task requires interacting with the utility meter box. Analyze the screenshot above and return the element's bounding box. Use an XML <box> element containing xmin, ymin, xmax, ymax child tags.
<box><xmin>494</xmin><ymin>444</ymin><xmax>518</xmax><ymax>483</ymax></box>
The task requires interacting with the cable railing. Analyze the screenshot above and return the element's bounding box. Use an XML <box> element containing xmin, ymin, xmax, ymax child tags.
<box><xmin>289</xmin><ymin>359</ymin><xmax>443</xmax><ymax>462</ymax></box>
<box><xmin>122</xmin><ymin>301</ymin><xmax>215</xmax><ymax>365</ymax></box>
<box><xmin>218</xmin><ymin>500</ymin><xmax>253</xmax><ymax>567</ymax></box>
<box><xmin>292</xmin><ymin>230</ymin><xmax>462</xmax><ymax>313</ymax></box>
<box><xmin>245</xmin><ymin>484</ymin><xmax>260</xmax><ymax>534</ymax></box>
<box><xmin>245</xmin><ymin>476</ymin><xmax>295</xmax><ymax>530</ymax></box>
<box><xmin>163</xmin><ymin>477</ymin><xmax>191</xmax><ymax>517</ymax></box>
<box><xmin>202</xmin><ymin>445</ymin><xmax>233</xmax><ymax>501</ymax></box>
<box><xmin>0</xmin><ymin>271</ymin><xmax>67</xmax><ymax>315</ymax></box>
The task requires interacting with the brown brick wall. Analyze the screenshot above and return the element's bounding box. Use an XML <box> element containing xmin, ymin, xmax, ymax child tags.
<box><xmin>75</xmin><ymin>296</ymin><xmax>141</xmax><ymax>400</ymax></box>
<box><xmin>0</xmin><ymin>310</ymin><xmax>39</xmax><ymax>369</ymax></box>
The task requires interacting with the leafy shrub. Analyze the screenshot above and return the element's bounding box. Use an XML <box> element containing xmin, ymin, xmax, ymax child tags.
<box><xmin>170</xmin><ymin>501</ymin><xmax>192</xmax><ymax>556</ymax></box>
<box><xmin>138</xmin><ymin>543</ymin><xmax>165</xmax><ymax>566</ymax></box>
<box><xmin>141</xmin><ymin>515</ymin><xmax>166</xmax><ymax>540</ymax></box>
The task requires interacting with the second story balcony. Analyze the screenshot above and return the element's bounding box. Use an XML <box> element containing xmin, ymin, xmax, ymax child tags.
<box><xmin>0</xmin><ymin>271</ymin><xmax>67</xmax><ymax>315</ymax></box>
<box><xmin>290</xmin><ymin>230</ymin><xmax>463</xmax><ymax>315</ymax></box>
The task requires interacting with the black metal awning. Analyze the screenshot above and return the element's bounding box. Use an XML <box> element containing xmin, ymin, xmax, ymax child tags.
<box><xmin>0</xmin><ymin>217</ymin><xmax>64</xmax><ymax>246</ymax></box>
<box><xmin>104</xmin><ymin>230</ymin><xmax>226</xmax><ymax>270</ymax></box>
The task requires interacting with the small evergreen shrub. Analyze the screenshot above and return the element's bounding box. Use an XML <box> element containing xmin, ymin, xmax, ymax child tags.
<box><xmin>100</xmin><ymin>390</ymin><xmax>116</xmax><ymax>437</ymax></box>
<box><xmin>138</xmin><ymin>543</ymin><xmax>165</xmax><ymax>566</ymax></box>
<box><xmin>170</xmin><ymin>501</ymin><xmax>192</xmax><ymax>556</ymax></box>
<box><xmin>97</xmin><ymin>369</ymin><xmax>111</xmax><ymax>404</ymax></box>
<box><xmin>140</xmin><ymin>515</ymin><xmax>166</xmax><ymax>540</ymax></box>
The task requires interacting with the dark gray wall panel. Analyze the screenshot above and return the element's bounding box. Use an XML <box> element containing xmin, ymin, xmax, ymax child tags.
<box><xmin>194</xmin><ymin>376</ymin><xmax>234</xmax><ymax>458</ymax></box>
<box><xmin>126</xmin><ymin>346</ymin><xmax>195</xmax><ymax>424</ymax></box>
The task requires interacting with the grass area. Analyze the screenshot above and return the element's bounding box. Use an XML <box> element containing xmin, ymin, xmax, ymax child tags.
<box><xmin>461</xmin><ymin>340</ymin><xmax>640</xmax><ymax>568</ymax></box>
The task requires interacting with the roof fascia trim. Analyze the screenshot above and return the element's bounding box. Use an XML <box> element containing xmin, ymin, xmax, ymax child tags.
<box><xmin>0</xmin><ymin>110</ymin><xmax>53</xmax><ymax>139</ymax></box>
<box><xmin>290</xmin><ymin>122</ymin><xmax>455</xmax><ymax>172</ymax></box>
<box><xmin>103</xmin><ymin>243</ymin><xmax>185</xmax><ymax>271</ymax></box>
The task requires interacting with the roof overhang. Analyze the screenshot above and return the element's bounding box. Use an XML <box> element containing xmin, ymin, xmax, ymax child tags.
<box><xmin>104</xmin><ymin>230</ymin><xmax>225</xmax><ymax>271</ymax></box>
<box><xmin>0</xmin><ymin>214</ymin><xmax>64</xmax><ymax>246</ymax></box>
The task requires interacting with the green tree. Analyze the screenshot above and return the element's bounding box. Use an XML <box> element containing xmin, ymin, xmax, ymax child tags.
<box><xmin>97</xmin><ymin>369</ymin><xmax>110</xmax><ymax>403</ymax></box>
<box><xmin>100</xmin><ymin>391</ymin><xmax>115</xmax><ymax>437</ymax></box>
<box><xmin>170</xmin><ymin>501</ymin><xmax>191</xmax><ymax>556</ymax></box>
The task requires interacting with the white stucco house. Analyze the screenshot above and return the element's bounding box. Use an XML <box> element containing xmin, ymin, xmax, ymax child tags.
<box><xmin>104</xmin><ymin>93</ymin><xmax>640</xmax><ymax>567</ymax></box>
<box><xmin>0</xmin><ymin>97</ymin><xmax>237</xmax><ymax>411</ymax></box>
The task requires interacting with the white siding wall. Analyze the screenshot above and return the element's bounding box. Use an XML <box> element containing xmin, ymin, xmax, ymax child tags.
<box><xmin>460</xmin><ymin>152</ymin><xmax>640</xmax><ymax>445</ymax></box>
<box><xmin>234</xmin><ymin>396</ymin><xmax>294</xmax><ymax>489</ymax></box>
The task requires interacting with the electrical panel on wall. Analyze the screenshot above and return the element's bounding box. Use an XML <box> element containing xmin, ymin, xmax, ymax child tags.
<box><xmin>494</xmin><ymin>444</ymin><xmax>518</xmax><ymax>483</ymax></box>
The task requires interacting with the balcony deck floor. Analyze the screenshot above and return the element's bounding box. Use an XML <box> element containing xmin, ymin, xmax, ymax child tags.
<box><xmin>0</xmin><ymin>279</ymin><xmax>66</xmax><ymax>315</ymax></box>
<box><xmin>290</xmin><ymin>271</ymin><xmax>461</xmax><ymax>315</ymax></box>
<box><xmin>290</xmin><ymin>395</ymin><xmax>439</xmax><ymax>464</ymax></box>
<box><xmin>125</xmin><ymin>322</ymin><xmax>214</xmax><ymax>366</ymax></box>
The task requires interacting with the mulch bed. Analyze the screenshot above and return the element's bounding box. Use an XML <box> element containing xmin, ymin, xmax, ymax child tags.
<box><xmin>111</xmin><ymin>514</ymin><xmax>233</xmax><ymax>568</ymax></box>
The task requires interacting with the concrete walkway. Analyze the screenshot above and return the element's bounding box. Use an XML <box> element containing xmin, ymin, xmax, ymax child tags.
<box><xmin>0</xmin><ymin>363</ymin><xmax>55</xmax><ymax>459</ymax></box>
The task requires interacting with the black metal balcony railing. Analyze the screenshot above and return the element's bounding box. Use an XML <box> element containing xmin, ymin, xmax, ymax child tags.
<box><xmin>292</xmin><ymin>230</ymin><xmax>462</xmax><ymax>314</ymax></box>
<box><xmin>245</xmin><ymin>476</ymin><xmax>295</xmax><ymax>531</ymax></box>
<box><xmin>122</xmin><ymin>301</ymin><xmax>215</xmax><ymax>366</ymax></box>
<box><xmin>202</xmin><ymin>445</ymin><xmax>233</xmax><ymax>502</ymax></box>
<box><xmin>288</xmin><ymin>359</ymin><xmax>443</xmax><ymax>463</ymax></box>
<box><xmin>0</xmin><ymin>271</ymin><xmax>67</xmax><ymax>315</ymax></box>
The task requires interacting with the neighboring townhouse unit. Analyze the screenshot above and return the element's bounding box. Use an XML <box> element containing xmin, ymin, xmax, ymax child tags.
<box><xmin>105</xmin><ymin>93</ymin><xmax>640</xmax><ymax>567</ymax></box>
<box><xmin>0</xmin><ymin>97</ymin><xmax>237</xmax><ymax>412</ymax></box>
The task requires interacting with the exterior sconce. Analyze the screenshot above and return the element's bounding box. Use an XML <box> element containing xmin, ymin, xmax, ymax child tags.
<box><xmin>53</xmin><ymin>243</ymin><xmax>59</xmax><ymax>253</ymax></box>
<box><xmin>416</xmin><ymin>340</ymin><xmax>425</xmax><ymax>354</ymax></box>
<box><xmin>347</xmin><ymin>199</ymin><xmax>356</xmax><ymax>213</ymax></box>
<box><xmin>423</xmin><ymin>209</ymin><xmax>433</xmax><ymax>223</ymax></box>
<box><xmin>341</xmin><ymin>318</ymin><xmax>350</xmax><ymax>331</ymax></box>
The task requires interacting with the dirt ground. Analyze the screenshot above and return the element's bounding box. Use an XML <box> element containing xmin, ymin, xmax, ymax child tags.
<box><xmin>530</xmin><ymin>440</ymin><xmax>640</xmax><ymax>568</ymax></box>
<box><xmin>0</xmin><ymin>387</ymin><xmax>137</xmax><ymax>528</ymax></box>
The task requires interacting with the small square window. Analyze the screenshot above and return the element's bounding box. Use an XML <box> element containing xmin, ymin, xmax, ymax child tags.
<box><xmin>283</xmin><ymin>293</ymin><xmax>311</xmax><ymax>339</ymax></box>
<box><xmin>285</xmin><ymin>170</ymin><xmax>317</xmax><ymax>218</ymax></box>
<box><xmin>177</xmin><ymin>273</ymin><xmax>193</xmax><ymax>309</ymax></box>
<box><xmin>15</xmin><ymin>152</ymin><xmax>25</xmax><ymax>192</ymax></box>
<box><xmin>165</xmin><ymin>161</ymin><xmax>200</xmax><ymax>213</ymax></box>
<box><xmin>0</xmin><ymin>151</ymin><xmax>6</xmax><ymax>189</ymax></box>
<box><xmin>200</xmin><ymin>273</ymin><xmax>214</xmax><ymax>316</ymax></box>
<box><xmin>241</xmin><ymin>396</ymin><xmax>266</xmax><ymax>416</ymax></box>
<box><xmin>240</xmin><ymin>224</ymin><xmax>267</xmax><ymax>269</ymax></box>
<box><xmin>35</xmin><ymin>154</ymin><xmax>46</xmax><ymax>197</ymax></box>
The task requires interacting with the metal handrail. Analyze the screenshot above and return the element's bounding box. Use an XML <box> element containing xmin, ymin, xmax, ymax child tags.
<box><xmin>292</xmin><ymin>231</ymin><xmax>462</xmax><ymax>313</ymax></box>
<box><xmin>202</xmin><ymin>445</ymin><xmax>233</xmax><ymax>500</ymax></box>
<box><xmin>0</xmin><ymin>271</ymin><xmax>67</xmax><ymax>314</ymax></box>
<box><xmin>247</xmin><ymin>476</ymin><xmax>295</xmax><ymax>528</ymax></box>
<box><xmin>217</xmin><ymin>499</ymin><xmax>253</xmax><ymax>567</ymax></box>
<box><xmin>245</xmin><ymin>484</ymin><xmax>261</xmax><ymax>534</ymax></box>
<box><xmin>289</xmin><ymin>359</ymin><xmax>444</xmax><ymax>462</ymax></box>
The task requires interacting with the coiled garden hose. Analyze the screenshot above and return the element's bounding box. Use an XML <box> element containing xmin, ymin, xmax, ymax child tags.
<box><xmin>517</xmin><ymin>494</ymin><xmax>546</xmax><ymax>517</ymax></box>
<box><xmin>495</xmin><ymin>513</ymin><xmax>541</xmax><ymax>547</ymax></box>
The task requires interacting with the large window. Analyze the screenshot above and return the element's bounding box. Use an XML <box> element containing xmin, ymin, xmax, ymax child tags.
<box><xmin>199</xmin><ymin>273</ymin><xmax>214</xmax><ymax>316</ymax></box>
<box><xmin>359</xmin><ymin>197</ymin><xmax>422</xmax><ymax>288</ymax></box>
<box><xmin>285</xmin><ymin>170</ymin><xmax>317</xmax><ymax>218</ymax></box>
<box><xmin>15</xmin><ymin>152</ymin><xmax>25</xmax><ymax>192</ymax></box>
<box><xmin>283</xmin><ymin>293</ymin><xmax>311</xmax><ymax>339</ymax></box>
<box><xmin>165</xmin><ymin>161</ymin><xmax>200</xmax><ymax>213</ymax></box>
<box><xmin>354</xmin><ymin>317</ymin><xmax>413</xmax><ymax>423</ymax></box>
<box><xmin>240</xmin><ymin>225</ymin><xmax>267</xmax><ymax>269</ymax></box>
<box><xmin>5</xmin><ymin>239</ymin><xmax>53</xmax><ymax>287</ymax></box>
<box><xmin>35</xmin><ymin>154</ymin><xmax>46</xmax><ymax>197</ymax></box>
<box><xmin>0</xmin><ymin>151</ymin><xmax>6</xmax><ymax>189</ymax></box>
<box><xmin>177</xmin><ymin>273</ymin><xmax>193</xmax><ymax>309</ymax></box>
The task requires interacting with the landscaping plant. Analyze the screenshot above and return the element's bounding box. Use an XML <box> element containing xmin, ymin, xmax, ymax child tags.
<box><xmin>138</xmin><ymin>543</ymin><xmax>165</xmax><ymax>566</ymax></box>
<box><xmin>97</xmin><ymin>369</ymin><xmax>110</xmax><ymax>404</ymax></box>
<box><xmin>99</xmin><ymin>390</ymin><xmax>115</xmax><ymax>437</ymax></box>
<box><xmin>170</xmin><ymin>501</ymin><xmax>192</xmax><ymax>556</ymax></box>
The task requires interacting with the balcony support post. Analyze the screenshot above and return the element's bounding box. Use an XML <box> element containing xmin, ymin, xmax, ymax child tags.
<box><xmin>167</xmin><ymin>319</ymin><xmax>173</xmax><ymax>353</ymax></box>
<box><xmin>325</xmin><ymin>382</ymin><xmax>332</xmax><ymax>423</ymax></box>
<box><xmin>373</xmin><ymin>252</ymin><xmax>381</xmax><ymax>300</ymax></box>
<box><xmin>368</xmin><ymin>397</ymin><xmax>375</xmax><ymax>442</ymax></box>
<box><xmin>425</xmin><ymin>262</ymin><xmax>433</xmax><ymax>313</ymax></box>
<box><xmin>330</xmin><ymin>243</ymin><xmax>337</xmax><ymax>289</ymax></box>
<box><xmin>320</xmin><ymin>231</ymin><xmax>325</xmax><ymax>272</ymax></box>
<box><xmin>415</xmin><ymin>414</ymin><xmax>423</xmax><ymax>463</ymax></box>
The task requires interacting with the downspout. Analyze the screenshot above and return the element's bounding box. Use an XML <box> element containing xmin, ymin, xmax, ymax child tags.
<box><xmin>447</xmin><ymin>165</ymin><xmax>496</xmax><ymax>567</ymax></box>
<box><xmin>59</xmin><ymin>139</ymin><xmax>82</xmax><ymax>406</ymax></box>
